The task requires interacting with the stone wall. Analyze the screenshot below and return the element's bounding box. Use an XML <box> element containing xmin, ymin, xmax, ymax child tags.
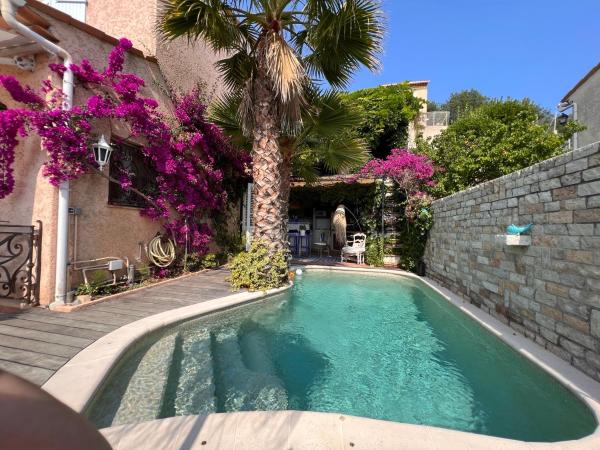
<box><xmin>424</xmin><ymin>144</ymin><xmax>600</xmax><ymax>381</ymax></box>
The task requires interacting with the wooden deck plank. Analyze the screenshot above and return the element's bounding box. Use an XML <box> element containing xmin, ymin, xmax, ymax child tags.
<box><xmin>66</xmin><ymin>311</ymin><xmax>136</xmax><ymax>327</ymax></box>
<box><xmin>0</xmin><ymin>345</ymin><xmax>68</xmax><ymax>370</ymax></box>
<box><xmin>0</xmin><ymin>359</ymin><xmax>54</xmax><ymax>385</ymax></box>
<box><xmin>0</xmin><ymin>324</ymin><xmax>93</xmax><ymax>348</ymax></box>
<box><xmin>0</xmin><ymin>334</ymin><xmax>81</xmax><ymax>358</ymax></box>
<box><xmin>10</xmin><ymin>311</ymin><xmax>118</xmax><ymax>333</ymax></box>
<box><xmin>0</xmin><ymin>270</ymin><xmax>232</xmax><ymax>385</ymax></box>
<box><xmin>0</xmin><ymin>317</ymin><xmax>105</xmax><ymax>340</ymax></box>
<box><xmin>89</xmin><ymin>305</ymin><xmax>155</xmax><ymax>318</ymax></box>
<box><xmin>97</xmin><ymin>303</ymin><xmax>178</xmax><ymax>315</ymax></box>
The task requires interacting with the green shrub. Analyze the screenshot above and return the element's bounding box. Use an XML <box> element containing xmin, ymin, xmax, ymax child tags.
<box><xmin>185</xmin><ymin>252</ymin><xmax>221</xmax><ymax>271</ymax></box>
<box><xmin>75</xmin><ymin>282</ymin><xmax>100</xmax><ymax>296</ymax></box>
<box><xmin>201</xmin><ymin>253</ymin><xmax>219</xmax><ymax>269</ymax></box>
<box><xmin>365</xmin><ymin>236</ymin><xmax>384</xmax><ymax>267</ymax></box>
<box><xmin>228</xmin><ymin>240</ymin><xmax>288</xmax><ymax>291</ymax></box>
<box><xmin>397</xmin><ymin>195</ymin><xmax>434</xmax><ymax>272</ymax></box>
<box><xmin>184</xmin><ymin>252</ymin><xmax>203</xmax><ymax>272</ymax></box>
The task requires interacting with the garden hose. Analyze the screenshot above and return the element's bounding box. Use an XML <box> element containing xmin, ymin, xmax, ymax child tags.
<box><xmin>147</xmin><ymin>235</ymin><xmax>176</xmax><ymax>268</ymax></box>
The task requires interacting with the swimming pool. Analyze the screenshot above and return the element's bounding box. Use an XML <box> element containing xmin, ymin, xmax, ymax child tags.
<box><xmin>85</xmin><ymin>270</ymin><xmax>596</xmax><ymax>442</ymax></box>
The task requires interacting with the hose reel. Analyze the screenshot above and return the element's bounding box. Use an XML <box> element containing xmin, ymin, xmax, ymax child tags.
<box><xmin>147</xmin><ymin>234</ymin><xmax>176</xmax><ymax>268</ymax></box>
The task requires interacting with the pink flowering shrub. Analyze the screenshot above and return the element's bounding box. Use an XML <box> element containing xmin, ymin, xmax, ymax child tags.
<box><xmin>0</xmin><ymin>38</ymin><xmax>249</xmax><ymax>254</ymax></box>
<box><xmin>353</xmin><ymin>148</ymin><xmax>435</xmax><ymax>194</ymax></box>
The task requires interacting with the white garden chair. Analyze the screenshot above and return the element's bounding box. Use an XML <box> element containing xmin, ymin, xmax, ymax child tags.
<box><xmin>341</xmin><ymin>233</ymin><xmax>366</xmax><ymax>265</ymax></box>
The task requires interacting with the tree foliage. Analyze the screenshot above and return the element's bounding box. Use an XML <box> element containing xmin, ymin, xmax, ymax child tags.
<box><xmin>210</xmin><ymin>89</ymin><xmax>369</xmax><ymax>181</ymax></box>
<box><xmin>440</xmin><ymin>89</ymin><xmax>489</xmax><ymax>123</ymax></box>
<box><xmin>160</xmin><ymin>0</ymin><xmax>385</xmax><ymax>253</ymax></box>
<box><xmin>418</xmin><ymin>99</ymin><xmax>574</xmax><ymax>197</ymax></box>
<box><xmin>342</xmin><ymin>83</ymin><xmax>422</xmax><ymax>158</ymax></box>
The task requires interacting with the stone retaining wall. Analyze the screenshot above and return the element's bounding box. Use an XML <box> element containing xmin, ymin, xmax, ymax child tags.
<box><xmin>424</xmin><ymin>144</ymin><xmax>600</xmax><ymax>381</ymax></box>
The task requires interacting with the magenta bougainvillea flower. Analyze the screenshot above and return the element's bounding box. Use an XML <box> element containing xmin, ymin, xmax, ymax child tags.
<box><xmin>0</xmin><ymin>38</ymin><xmax>249</xmax><ymax>254</ymax></box>
<box><xmin>352</xmin><ymin>148</ymin><xmax>436</xmax><ymax>194</ymax></box>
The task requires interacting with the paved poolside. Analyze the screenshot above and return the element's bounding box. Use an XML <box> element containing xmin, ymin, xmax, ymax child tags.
<box><xmin>0</xmin><ymin>270</ymin><xmax>231</xmax><ymax>385</ymax></box>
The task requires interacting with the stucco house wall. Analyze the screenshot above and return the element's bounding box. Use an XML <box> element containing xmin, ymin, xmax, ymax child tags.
<box><xmin>0</xmin><ymin>4</ymin><xmax>174</xmax><ymax>305</ymax></box>
<box><xmin>564</xmin><ymin>63</ymin><xmax>600</xmax><ymax>148</ymax></box>
<box><xmin>85</xmin><ymin>0</ymin><xmax>225</xmax><ymax>99</ymax></box>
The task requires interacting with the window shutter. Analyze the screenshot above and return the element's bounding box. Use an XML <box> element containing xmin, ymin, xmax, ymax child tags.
<box><xmin>45</xmin><ymin>0</ymin><xmax>87</xmax><ymax>22</ymax></box>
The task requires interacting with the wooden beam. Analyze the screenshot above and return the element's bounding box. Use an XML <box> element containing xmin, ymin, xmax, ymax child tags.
<box><xmin>16</xmin><ymin>5</ymin><xmax>51</xmax><ymax>29</ymax></box>
<box><xmin>0</xmin><ymin>43</ymin><xmax>41</xmax><ymax>57</ymax></box>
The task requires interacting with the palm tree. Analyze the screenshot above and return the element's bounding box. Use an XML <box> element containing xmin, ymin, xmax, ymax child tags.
<box><xmin>210</xmin><ymin>89</ymin><xmax>369</xmax><ymax>237</ymax></box>
<box><xmin>160</xmin><ymin>0</ymin><xmax>384</xmax><ymax>252</ymax></box>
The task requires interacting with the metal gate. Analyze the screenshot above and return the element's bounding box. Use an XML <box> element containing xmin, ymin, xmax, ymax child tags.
<box><xmin>0</xmin><ymin>221</ymin><xmax>42</xmax><ymax>306</ymax></box>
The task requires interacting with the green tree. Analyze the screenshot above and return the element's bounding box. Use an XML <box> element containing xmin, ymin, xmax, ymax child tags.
<box><xmin>442</xmin><ymin>89</ymin><xmax>489</xmax><ymax>123</ymax></box>
<box><xmin>210</xmin><ymin>89</ymin><xmax>369</xmax><ymax>233</ymax></box>
<box><xmin>342</xmin><ymin>83</ymin><xmax>422</xmax><ymax>158</ymax></box>
<box><xmin>160</xmin><ymin>0</ymin><xmax>384</xmax><ymax>253</ymax></box>
<box><xmin>418</xmin><ymin>99</ymin><xmax>576</xmax><ymax>196</ymax></box>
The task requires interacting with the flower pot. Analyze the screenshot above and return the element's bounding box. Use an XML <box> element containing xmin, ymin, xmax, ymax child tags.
<box><xmin>300</xmin><ymin>230</ymin><xmax>306</xmax><ymax>236</ymax></box>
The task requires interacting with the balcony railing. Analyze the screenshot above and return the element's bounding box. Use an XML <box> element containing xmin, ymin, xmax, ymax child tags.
<box><xmin>426</xmin><ymin>111</ymin><xmax>449</xmax><ymax>127</ymax></box>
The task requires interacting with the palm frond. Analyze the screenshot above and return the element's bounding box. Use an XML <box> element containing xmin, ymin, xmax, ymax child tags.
<box><xmin>158</xmin><ymin>0</ymin><xmax>248</xmax><ymax>50</ymax></box>
<box><xmin>303</xmin><ymin>0</ymin><xmax>384</xmax><ymax>88</ymax></box>
<box><xmin>264</xmin><ymin>33</ymin><xmax>305</xmax><ymax>104</ymax></box>
<box><xmin>215</xmin><ymin>49</ymin><xmax>256</xmax><ymax>91</ymax></box>
<box><xmin>263</xmin><ymin>32</ymin><xmax>307</xmax><ymax>133</ymax></box>
<box><xmin>209</xmin><ymin>92</ymin><xmax>252</xmax><ymax>149</ymax></box>
<box><xmin>299</xmin><ymin>134</ymin><xmax>368</xmax><ymax>174</ymax></box>
<box><xmin>303</xmin><ymin>90</ymin><xmax>363</xmax><ymax>139</ymax></box>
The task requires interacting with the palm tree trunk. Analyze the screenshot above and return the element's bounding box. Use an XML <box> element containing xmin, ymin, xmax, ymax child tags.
<box><xmin>279</xmin><ymin>145</ymin><xmax>292</xmax><ymax>252</ymax></box>
<box><xmin>251</xmin><ymin>42</ymin><xmax>285</xmax><ymax>253</ymax></box>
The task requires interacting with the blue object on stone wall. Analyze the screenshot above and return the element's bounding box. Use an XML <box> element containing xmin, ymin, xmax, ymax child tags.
<box><xmin>506</xmin><ymin>224</ymin><xmax>533</xmax><ymax>235</ymax></box>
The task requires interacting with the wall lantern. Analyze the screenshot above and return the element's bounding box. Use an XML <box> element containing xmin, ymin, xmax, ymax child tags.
<box><xmin>558</xmin><ymin>113</ymin><xmax>570</xmax><ymax>126</ymax></box>
<box><xmin>92</xmin><ymin>135</ymin><xmax>113</xmax><ymax>171</ymax></box>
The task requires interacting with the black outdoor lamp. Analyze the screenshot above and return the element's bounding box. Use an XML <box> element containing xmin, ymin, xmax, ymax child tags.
<box><xmin>558</xmin><ymin>113</ymin><xmax>570</xmax><ymax>126</ymax></box>
<box><xmin>92</xmin><ymin>135</ymin><xmax>113</xmax><ymax>171</ymax></box>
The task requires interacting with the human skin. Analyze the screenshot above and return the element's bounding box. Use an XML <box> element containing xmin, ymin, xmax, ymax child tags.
<box><xmin>0</xmin><ymin>370</ymin><xmax>112</xmax><ymax>450</ymax></box>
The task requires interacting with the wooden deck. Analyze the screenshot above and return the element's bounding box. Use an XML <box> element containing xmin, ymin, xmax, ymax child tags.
<box><xmin>0</xmin><ymin>270</ymin><xmax>231</xmax><ymax>386</ymax></box>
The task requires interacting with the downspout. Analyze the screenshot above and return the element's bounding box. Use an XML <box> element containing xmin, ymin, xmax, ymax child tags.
<box><xmin>1</xmin><ymin>0</ymin><xmax>74</xmax><ymax>305</ymax></box>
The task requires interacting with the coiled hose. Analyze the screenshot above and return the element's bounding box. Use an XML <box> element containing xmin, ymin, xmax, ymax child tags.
<box><xmin>147</xmin><ymin>235</ymin><xmax>176</xmax><ymax>267</ymax></box>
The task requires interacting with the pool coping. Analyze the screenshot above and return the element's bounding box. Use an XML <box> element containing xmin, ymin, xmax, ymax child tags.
<box><xmin>43</xmin><ymin>266</ymin><xmax>600</xmax><ymax>449</ymax></box>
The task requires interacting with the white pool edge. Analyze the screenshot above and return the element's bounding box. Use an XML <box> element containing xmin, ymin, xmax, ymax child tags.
<box><xmin>43</xmin><ymin>267</ymin><xmax>600</xmax><ymax>449</ymax></box>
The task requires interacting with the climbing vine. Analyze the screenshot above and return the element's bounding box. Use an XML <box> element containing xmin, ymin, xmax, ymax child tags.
<box><xmin>352</xmin><ymin>148</ymin><xmax>435</xmax><ymax>272</ymax></box>
<box><xmin>0</xmin><ymin>38</ymin><xmax>249</xmax><ymax>253</ymax></box>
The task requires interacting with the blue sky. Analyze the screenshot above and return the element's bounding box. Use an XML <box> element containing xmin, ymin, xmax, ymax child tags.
<box><xmin>348</xmin><ymin>0</ymin><xmax>600</xmax><ymax>109</ymax></box>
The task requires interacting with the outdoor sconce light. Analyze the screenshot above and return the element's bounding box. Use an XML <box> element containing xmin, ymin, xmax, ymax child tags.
<box><xmin>92</xmin><ymin>135</ymin><xmax>113</xmax><ymax>171</ymax></box>
<box><xmin>558</xmin><ymin>113</ymin><xmax>570</xmax><ymax>126</ymax></box>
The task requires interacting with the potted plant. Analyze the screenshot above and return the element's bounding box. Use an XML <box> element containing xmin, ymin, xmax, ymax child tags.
<box><xmin>299</xmin><ymin>224</ymin><xmax>306</xmax><ymax>236</ymax></box>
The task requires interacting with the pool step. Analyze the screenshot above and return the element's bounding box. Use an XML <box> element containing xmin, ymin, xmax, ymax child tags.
<box><xmin>239</xmin><ymin>327</ymin><xmax>277</xmax><ymax>375</ymax></box>
<box><xmin>213</xmin><ymin>329</ymin><xmax>287</xmax><ymax>411</ymax></box>
<box><xmin>174</xmin><ymin>328</ymin><xmax>216</xmax><ymax>415</ymax></box>
<box><xmin>110</xmin><ymin>333</ymin><xmax>177</xmax><ymax>426</ymax></box>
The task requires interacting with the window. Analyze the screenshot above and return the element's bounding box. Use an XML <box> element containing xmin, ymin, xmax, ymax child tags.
<box><xmin>108</xmin><ymin>142</ymin><xmax>156</xmax><ymax>208</ymax></box>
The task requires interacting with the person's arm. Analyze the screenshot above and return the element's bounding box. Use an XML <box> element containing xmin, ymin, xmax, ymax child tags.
<box><xmin>0</xmin><ymin>369</ymin><xmax>112</xmax><ymax>450</ymax></box>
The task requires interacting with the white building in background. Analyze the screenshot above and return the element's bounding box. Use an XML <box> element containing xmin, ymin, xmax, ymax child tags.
<box><xmin>42</xmin><ymin>0</ymin><xmax>87</xmax><ymax>22</ymax></box>
<box><xmin>406</xmin><ymin>80</ymin><xmax>449</xmax><ymax>148</ymax></box>
<box><xmin>561</xmin><ymin>61</ymin><xmax>600</xmax><ymax>149</ymax></box>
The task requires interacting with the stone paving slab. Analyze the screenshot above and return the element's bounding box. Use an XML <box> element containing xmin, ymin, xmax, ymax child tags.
<box><xmin>0</xmin><ymin>270</ymin><xmax>231</xmax><ymax>385</ymax></box>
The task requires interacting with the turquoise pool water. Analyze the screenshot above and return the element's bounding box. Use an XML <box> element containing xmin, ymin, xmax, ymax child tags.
<box><xmin>86</xmin><ymin>271</ymin><xmax>596</xmax><ymax>441</ymax></box>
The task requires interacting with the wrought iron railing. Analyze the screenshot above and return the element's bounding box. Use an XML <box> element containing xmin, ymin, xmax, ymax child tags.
<box><xmin>0</xmin><ymin>221</ymin><xmax>42</xmax><ymax>306</ymax></box>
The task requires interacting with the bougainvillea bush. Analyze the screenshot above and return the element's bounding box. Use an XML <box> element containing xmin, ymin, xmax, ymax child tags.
<box><xmin>351</xmin><ymin>148</ymin><xmax>435</xmax><ymax>272</ymax></box>
<box><xmin>0</xmin><ymin>38</ymin><xmax>249</xmax><ymax>254</ymax></box>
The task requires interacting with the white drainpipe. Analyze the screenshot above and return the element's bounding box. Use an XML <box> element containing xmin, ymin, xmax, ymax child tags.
<box><xmin>1</xmin><ymin>0</ymin><xmax>74</xmax><ymax>305</ymax></box>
